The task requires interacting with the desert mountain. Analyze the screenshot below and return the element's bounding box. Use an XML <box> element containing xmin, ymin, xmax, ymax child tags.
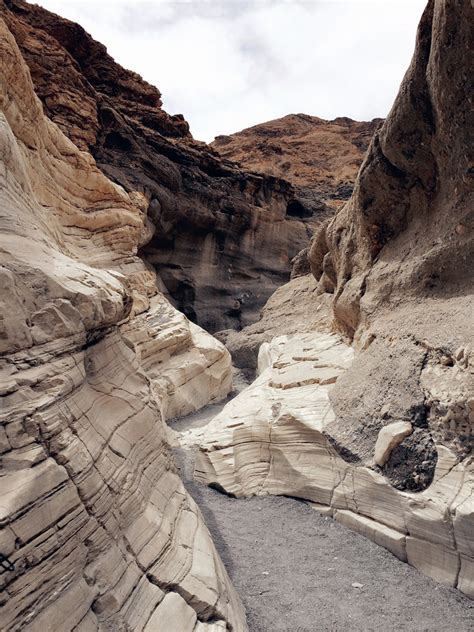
<box><xmin>213</xmin><ymin>114</ymin><xmax>381</xmax><ymax>211</ymax></box>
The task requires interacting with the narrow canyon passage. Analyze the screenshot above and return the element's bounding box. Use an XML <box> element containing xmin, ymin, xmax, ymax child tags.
<box><xmin>171</xmin><ymin>400</ymin><xmax>474</xmax><ymax>632</ymax></box>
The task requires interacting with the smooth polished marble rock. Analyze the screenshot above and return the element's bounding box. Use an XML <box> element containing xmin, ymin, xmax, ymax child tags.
<box><xmin>188</xmin><ymin>332</ymin><xmax>473</xmax><ymax>599</ymax></box>
<box><xmin>0</xmin><ymin>17</ymin><xmax>246</xmax><ymax>631</ymax></box>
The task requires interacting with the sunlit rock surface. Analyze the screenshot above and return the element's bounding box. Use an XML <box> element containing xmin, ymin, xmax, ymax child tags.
<box><xmin>186</xmin><ymin>333</ymin><xmax>473</xmax><ymax>598</ymax></box>
<box><xmin>0</xmin><ymin>16</ymin><xmax>246</xmax><ymax>631</ymax></box>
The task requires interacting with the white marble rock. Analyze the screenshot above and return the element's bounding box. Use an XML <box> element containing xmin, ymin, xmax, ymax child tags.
<box><xmin>0</xmin><ymin>18</ymin><xmax>246</xmax><ymax>632</ymax></box>
<box><xmin>189</xmin><ymin>332</ymin><xmax>474</xmax><ymax>599</ymax></box>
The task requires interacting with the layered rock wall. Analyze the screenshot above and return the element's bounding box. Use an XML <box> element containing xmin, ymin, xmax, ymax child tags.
<box><xmin>190</xmin><ymin>0</ymin><xmax>473</xmax><ymax>598</ymax></box>
<box><xmin>0</xmin><ymin>15</ymin><xmax>246</xmax><ymax>631</ymax></box>
<box><xmin>187</xmin><ymin>333</ymin><xmax>473</xmax><ymax>599</ymax></box>
<box><xmin>2</xmin><ymin>0</ymin><xmax>323</xmax><ymax>333</ymax></box>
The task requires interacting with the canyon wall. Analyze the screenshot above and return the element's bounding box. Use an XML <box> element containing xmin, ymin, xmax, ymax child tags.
<box><xmin>310</xmin><ymin>0</ymin><xmax>473</xmax><ymax>466</ymax></box>
<box><xmin>2</xmin><ymin>1</ymin><xmax>378</xmax><ymax>334</ymax></box>
<box><xmin>191</xmin><ymin>0</ymin><xmax>473</xmax><ymax>597</ymax></box>
<box><xmin>0</xmin><ymin>14</ymin><xmax>247</xmax><ymax>631</ymax></box>
<box><xmin>2</xmin><ymin>0</ymin><xmax>324</xmax><ymax>334</ymax></box>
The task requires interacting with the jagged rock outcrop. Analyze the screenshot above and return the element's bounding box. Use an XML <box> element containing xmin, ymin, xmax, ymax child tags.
<box><xmin>310</xmin><ymin>0</ymin><xmax>474</xmax><ymax>471</ymax></box>
<box><xmin>315</xmin><ymin>2</ymin><xmax>473</xmax><ymax>344</ymax></box>
<box><xmin>213</xmin><ymin>114</ymin><xmax>381</xmax><ymax>212</ymax></box>
<box><xmin>1</xmin><ymin>0</ymin><xmax>327</xmax><ymax>334</ymax></box>
<box><xmin>190</xmin><ymin>0</ymin><xmax>473</xmax><ymax>597</ymax></box>
<box><xmin>0</xmin><ymin>15</ymin><xmax>247</xmax><ymax>631</ymax></box>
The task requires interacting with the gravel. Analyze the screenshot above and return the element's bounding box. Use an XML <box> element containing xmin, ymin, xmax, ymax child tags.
<box><xmin>171</xmin><ymin>403</ymin><xmax>474</xmax><ymax>632</ymax></box>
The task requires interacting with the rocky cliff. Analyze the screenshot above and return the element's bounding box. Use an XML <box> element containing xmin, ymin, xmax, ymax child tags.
<box><xmin>0</xmin><ymin>12</ymin><xmax>247</xmax><ymax>631</ymax></box>
<box><xmin>191</xmin><ymin>0</ymin><xmax>474</xmax><ymax>598</ymax></box>
<box><xmin>213</xmin><ymin>114</ymin><xmax>381</xmax><ymax>212</ymax></box>
<box><xmin>2</xmin><ymin>0</ymin><xmax>328</xmax><ymax>334</ymax></box>
<box><xmin>312</xmin><ymin>0</ymin><xmax>473</xmax><ymax>466</ymax></box>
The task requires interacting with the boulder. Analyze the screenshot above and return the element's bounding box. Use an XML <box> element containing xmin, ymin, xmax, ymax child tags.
<box><xmin>374</xmin><ymin>422</ymin><xmax>413</xmax><ymax>466</ymax></box>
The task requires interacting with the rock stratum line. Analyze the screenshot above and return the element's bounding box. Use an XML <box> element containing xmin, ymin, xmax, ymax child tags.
<box><xmin>186</xmin><ymin>332</ymin><xmax>473</xmax><ymax>599</ymax></box>
<box><xmin>0</xmin><ymin>14</ymin><xmax>247</xmax><ymax>631</ymax></box>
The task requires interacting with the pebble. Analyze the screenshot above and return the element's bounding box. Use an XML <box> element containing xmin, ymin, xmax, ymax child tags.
<box><xmin>440</xmin><ymin>355</ymin><xmax>454</xmax><ymax>366</ymax></box>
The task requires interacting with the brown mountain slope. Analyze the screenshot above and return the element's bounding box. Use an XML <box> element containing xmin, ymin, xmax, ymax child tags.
<box><xmin>212</xmin><ymin>114</ymin><xmax>382</xmax><ymax>211</ymax></box>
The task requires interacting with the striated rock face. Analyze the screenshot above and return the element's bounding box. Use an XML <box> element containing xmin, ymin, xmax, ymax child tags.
<box><xmin>187</xmin><ymin>333</ymin><xmax>474</xmax><ymax>599</ymax></box>
<box><xmin>212</xmin><ymin>114</ymin><xmax>381</xmax><ymax>212</ymax></box>
<box><xmin>190</xmin><ymin>0</ymin><xmax>473</xmax><ymax>598</ymax></box>
<box><xmin>0</xmin><ymin>15</ymin><xmax>247</xmax><ymax>631</ymax></box>
<box><xmin>2</xmin><ymin>0</ymin><xmax>324</xmax><ymax>334</ymax></box>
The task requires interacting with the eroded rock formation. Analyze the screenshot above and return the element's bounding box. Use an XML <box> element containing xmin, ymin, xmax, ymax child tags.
<box><xmin>187</xmin><ymin>332</ymin><xmax>473</xmax><ymax>599</ymax></box>
<box><xmin>311</xmin><ymin>0</ymin><xmax>474</xmax><ymax>472</ymax></box>
<box><xmin>191</xmin><ymin>0</ymin><xmax>473</xmax><ymax>597</ymax></box>
<box><xmin>213</xmin><ymin>114</ymin><xmax>381</xmax><ymax>212</ymax></box>
<box><xmin>1</xmin><ymin>0</ymin><xmax>328</xmax><ymax>334</ymax></box>
<box><xmin>0</xmin><ymin>15</ymin><xmax>246</xmax><ymax>631</ymax></box>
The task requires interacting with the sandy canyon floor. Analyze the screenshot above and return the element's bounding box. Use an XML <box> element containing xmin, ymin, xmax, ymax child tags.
<box><xmin>171</xmin><ymin>393</ymin><xmax>474</xmax><ymax>632</ymax></box>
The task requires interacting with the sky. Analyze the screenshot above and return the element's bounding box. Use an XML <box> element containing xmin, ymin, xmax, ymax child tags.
<box><xmin>35</xmin><ymin>0</ymin><xmax>427</xmax><ymax>142</ymax></box>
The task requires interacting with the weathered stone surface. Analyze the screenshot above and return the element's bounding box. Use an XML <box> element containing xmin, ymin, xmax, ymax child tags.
<box><xmin>374</xmin><ymin>422</ymin><xmax>413</xmax><ymax>467</ymax></box>
<box><xmin>188</xmin><ymin>332</ymin><xmax>473</xmax><ymax>598</ymax></box>
<box><xmin>212</xmin><ymin>114</ymin><xmax>381</xmax><ymax>212</ymax></box>
<box><xmin>459</xmin><ymin>556</ymin><xmax>474</xmax><ymax>600</ymax></box>
<box><xmin>300</xmin><ymin>0</ymin><xmax>474</xmax><ymax>492</ymax></box>
<box><xmin>1</xmin><ymin>0</ymin><xmax>326</xmax><ymax>334</ymax></box>
<box><xmin>314</xmin><ymin>0</ymin><xmax>473</xmax><ymax>343</ymax></box>
<box><xmin>334</xmin><ymin>510</ymin><xmax>407</xmax><ymax>562</ymax></box>
<box><xmin>0</xmin><ymin>15</ymin><xmax>246</xmax><ymax>631</ymax></box>
<box><xmin>212</xmin><ymin>115</ymin><xmax>381</xmax><ymax>290</ymax></box>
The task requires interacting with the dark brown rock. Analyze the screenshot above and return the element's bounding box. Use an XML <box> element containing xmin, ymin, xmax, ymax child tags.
<box><xmin>2</xmin><ymin>0</ymin><xmax>321</xmax><ymax>333</ymax></box>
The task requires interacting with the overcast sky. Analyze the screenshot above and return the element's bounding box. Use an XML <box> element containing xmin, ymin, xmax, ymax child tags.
<box><xmin>35</xmin><ymin>0</ymin><xmax>427</xmax><ymax>142</ymax></box>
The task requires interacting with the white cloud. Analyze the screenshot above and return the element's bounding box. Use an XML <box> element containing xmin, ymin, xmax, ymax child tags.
<box><xmin>34</xmin><ymin>0</ymin><xmax>427</xmax><ymax>141</ymax></box>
